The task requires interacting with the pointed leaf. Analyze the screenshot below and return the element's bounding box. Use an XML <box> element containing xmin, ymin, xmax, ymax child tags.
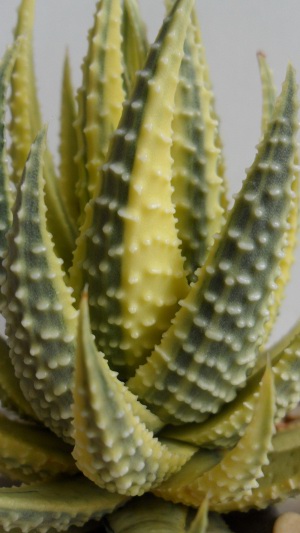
<box><xmin>162</xmin><ymin>316</ymin><xmax>300</xmax><ymax>448</ymax></box>
<box><xmin>107</xmin><ymin>494</ymin><xmax>189</xmax><ymax>533</ymax></box>
<box><xmin>2</xmin><ymin>129</ymin><xmax>77</xmax><ymax>443</ymax></box>
<box><xmin>257</xmin><ymin>53</ymin><xmax>300</xmax><ymax>347</ymax></box>
<box><xmin>128</xmin><ymin>66</ymin><xmax>299</xmax><ymax>424</ymax></box>
<box><xmin>122</xmin><ymin>0</ymin><xmax>149</xmax><ymax>89</ymax></box>
<box><xmin>74</xmin><ymin>0</ymin><xmax>126</xmax><ymax>208</ymax></box>
<box><xmin>0</xmin><ymin>476</ymin><xmax>126</xmax><ymax>533</ymax></box>
<box><xmin>71</xmin><ymin>0</ymin><xmax>194</xmax><ymax>379</ymax></box>
<box><xmin>58</xmin><ymin>52</ymin><xmax>80</xmax><ymax>228</ymax></box>
<box><xmin>188</xmin><ymin>497</ymin><xmax>209</xmax><ymax>533</ymax></box>
<box><xmin>257</xmin><ymin>51</ymin><xmax>277</xmax><ymax>134</ymax></box>
<box><xmin>0</xmin><ymin>412</ymin><xmax>76</xmax><ymax>483</ymax></box>
<box><xmin>73</xmin><ymin>293</ymin><xmax>195</xmax><ymax>497</ymax></box>
<box><xmin>9</xmin><ymin>0</ymin><xmax>77</xmax><ymax>270</ymax></box>
<box><xmin>0</xmin><ymin>42</ymin><xmax>19</xmax><ymax>311</ymax></box>
<box><xmin>170</xmin><ymin>6</ymin><xmax>226</xmax><ymax>282</ymax></box>
<box><xmin>9</xmin><ymin>0</ymin><xmax>40</xmax><ymax>182</ymax></box>
<box><xmin>233</xmin><ymin>422</ymin><xmax>300</xmax><ymax>510</ymax></box>
<box><xmin>0</xmin><ymin>335</ymin><xmax>36</xmax><ymax>419</ymax></box>
<box><xmin>155</xmin><ymin>365</ymin><xmax>275</xmax><ymax>513</ymax></box>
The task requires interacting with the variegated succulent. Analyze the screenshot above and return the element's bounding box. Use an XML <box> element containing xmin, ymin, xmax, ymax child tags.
<box><xmin>0</xmin><ymin>0</ymin><xmax>299</xmax><ymax>532</ymax></box>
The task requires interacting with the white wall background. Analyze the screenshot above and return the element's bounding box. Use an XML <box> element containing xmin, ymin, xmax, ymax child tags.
<box><xmin>0</xmin><ymin>0</ymin><xmax>300</xmax><ymax>344</ymax></box>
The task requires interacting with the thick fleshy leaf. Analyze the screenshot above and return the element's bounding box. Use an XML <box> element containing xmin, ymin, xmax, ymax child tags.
<box><xmin>122</xmin><ymin>0</ymin><xmax>148</xmax><ymax>90</ymax></box>
<box><xmin>128</xmin><ymin>66</ymin><xmax>298</xmax><ymax>424</ymax></box>
<box><xmin>58</xmin><ymin>53</ymin><xmax>80</xmax><ymax>228</ymax></box>
<box><xmin>107</xmin><ymin>494</ymin><xmax>189</xmax><ymax>533</ymax></box>
<box><xmin>0</xmin><ymin>335</ymin><xmax>36</xmax><ymax>419</ymax></box>
<box><xmin>257</xmin><ymin>53</ymin><xmax>300</xmax><ymax>348</ymax></box>
<box><xmin>257</xmin><ymin>51</ymin><xmax>277</xmax><ymax>133</ymax></box>
<box><xmin>74</xmin><ymin>0</ymin><xmax>126</xmax><ymax>208</ymax></box>
<box><xmin>170</xmin><ymin>5</ymin><xmax>226</xmax><ymax>282</ymax></box>
<box><xmin>72</xmin><ymin>293</ymin><xmax>195</xmax><ymax>497</ymax></box>
<box><xmin>0</xmin><ymin>42</ymin><xmax>19</xmax><ymax>311</ymax></box>
<box><xmin>2</xmin><ymin>129</ymin><xmax>77</xmax><ymax>443</ymax></box>
<box><xmin>230</xmin><ymin>421</ymin><xmax>300</xmax><ymax>510</ymax></box>
<box><xmin>155</xmin><ymin>366</ymin><xmax>275</xmax><ymax>512</ymax></box>
<box><xmin>71</xmin><ymin>0</ymin><xmax>195</xmax><ymax>379</ymax></box>
<box><xmin>188</xmin><ymin>497</ymin><xmax>208</xmax><ymax>533</ymax></box>
<box><xmin>0</xmin><ymin>476</ymin><xmax>126</xmax><ymax>533</ymax></box>
<box><xmin>0</xmin><ymin>412</ymin><xmax>76</xmax><ymax>483</ymax></box>
<box><xmin>9</xmin><ymin>0</ymin><xmax>77</xmax><ymax>270</ymax></box>
<box><xmin>162</xmin><ymin>317</ymin><xmax>300</xmax><ymax>448</ymax></box>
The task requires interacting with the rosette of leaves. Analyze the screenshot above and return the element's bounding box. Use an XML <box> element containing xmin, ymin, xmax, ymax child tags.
<box><xmin>0</xmin><ymin>0</ymin><xmax>299</xmax><ymax>532</ymax></box>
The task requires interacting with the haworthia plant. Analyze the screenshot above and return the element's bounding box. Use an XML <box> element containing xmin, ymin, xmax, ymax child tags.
<box><xmin>0</xmin><ymin>1</ymin><xmax>299</xmax><ymax>532</ymax></box>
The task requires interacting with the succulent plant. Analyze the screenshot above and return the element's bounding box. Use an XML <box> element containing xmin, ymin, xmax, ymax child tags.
<box><xmin>0</xmin><ymin>0</ymin><xmax>300</xmax><ymax>532</ymax></box>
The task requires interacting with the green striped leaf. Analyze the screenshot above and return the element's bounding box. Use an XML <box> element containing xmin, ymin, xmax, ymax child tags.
<box><xmin>74</xmin><ymin>0</ymin><xmax>126</xmax><ymax>209</ymax></box>
<box><xmin>9</xmin><ymin>0</ymin><xmax>77</xmax><ymax>270</ymax></box>
<box><xmin>58</xmin><ymin>52</ymin><xmax>80</xmax><ymax>229</ymax></box>
<box><xmin>0</xmin><ymin>476</ymin><xmax>126</xmax><ymax>532</ymax></box>
<box><xmin>122</xmin><ymin>0</ymin><xmax>148</xmax><ymax>90</ymax></box>
<box><xmin>0</xmin><ymin>335</ymin><xmax>36</xmax><ymax>419</ymax></box>
<box><xmin>155</xmin><ymin>365</ymin><xmax>275</xmax><ymax>513</ymax></box>
<box><xmin>73</xmin><ymin>292</ymin><xmax>195</xmax><ymax>497</ymax></box>
<box><xmin>128</xmin><ymin>65</ymin><xmax>298</xmax><ymax>424</ymax></box>
<box><xmin>2</xmin><ymin>129</ymin><xmax>77</xmax><ymax>443</ymax></box>
<box><xmin>0</xmin><ymin>412</ymin><xmax>76</xmax><ymax>483</ymax></box>
<box><xmin>231</xmin><ymin>422</ymin><xmax>300</xmax><ymax>510</ymax></box>
<box><xmin>107</xmin><ymin>495</ymin><xmax>189</xmax><ymax>533</ymax></box>
<box><xmin>0</xmin><ymin>42</ymin><xmax>19</xmax><ymax>311</ymax></box>
<box><xmin>171</xmin><ymin>7</ymin><xmax>226</xmax><ymax>283</ymax></box>
<box><xmin>71</xmin><ymin>0</ymin><xmax>195</xmax><ymax>380</ymax></box>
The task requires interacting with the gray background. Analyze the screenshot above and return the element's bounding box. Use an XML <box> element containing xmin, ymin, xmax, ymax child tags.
<box><xmin>0</xmin><ymin>1</ymin><xmax>300</xmax><ymax>344</ymax></box>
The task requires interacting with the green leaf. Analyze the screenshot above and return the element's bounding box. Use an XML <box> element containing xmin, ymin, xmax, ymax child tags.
<box><xmin>257</xmin><ymin>51</ymin><xmax>277</xmax><ymax>134</ymax></box>
<box><xmin>155</xmin><ymin>365</ymin><xmax>275</xmax><ymax>513</ymax></box>
<box><xmin>107</xmin><ymin>494</ymin><xmax>189</xmax><ymax>533</ymax></box>
<box><xmin>70</xmin><ymin>0</ymin><xmax>195</xmax><ymax>379</ymax></box>
<box><xmin>0</xmin><ymin>412</ymin><xmax>76</xmax><ymax>483</ymax></box>
<box><xmin>0</xmin><ymin>476</ymin><xmax>126</xmax><ymax>532</ymax></box>
<box><xmin>9</xmin><ymin>0</ymin><xmax>77</xmax><ymax>271</ymax></box>
<box><xmin>58</xmin><ymin>52</ymin><xmax>80</xmax><ymax>228</ymax></box>
<box><xmin>72</xmin><ymin>292</ymin><xmax>195</xmax><ymax>497</ymax></box>
<box><xmin>233</xmin><ymin>422</ymin><xmax>300</xmax><ymax>510</ymax></box>
<box><xmin>2</xmin><ymin>128</ymin><xmax>77</xmax><ymax>443</ymax></box>
<box><xmin>74</xmin><ymin>0</ymin><xmax>126</xmax><ymax>209</ymax></box>
<box><xmin>0</xmin><ymin>335</ymin><xmax>36</xmax><ymax>419</ymax></box>
<box><xmin>170</xmin><ymin>6</ymin><xmax>226</xmax><ymax>282</ymax></box>
<box><xmin>122</xmin><ymin>0</ymin><xmax>149</xmax><ymax>90</ymax></box>
<box><xmin>0</xmin><ymin>42</ymin><xmax>19</xmax><ymax>311</ymax></box>
<box><xmin>128</xmin><ymin>65</ymin><xmax>299</xmax><ymax>425</ymax></box>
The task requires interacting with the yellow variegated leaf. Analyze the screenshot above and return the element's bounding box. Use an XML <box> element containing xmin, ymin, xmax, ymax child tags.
<box><xmin>73</xmin><ymin>292</ymin><xmax>196</xmax><ymax>497</ymax></box>
<box><xmin>170</xmin><ymin>7</ymin><xmax>226</xmax><ymax>283</ymax></box>
<box><xmin>0</xmin><ymin>335</ymin><xmax>36</xmax><ymax>419</ymax></box>
<box><xmin>122</xmin><ymin>0</ymin><xmax>148</xmax><ymax>89</ymax></box>
<box><xmin>232</xmin><ymin>422</ymin><xmax>300</xmax><ymax>510</ymax></box>
<box><xmin>74</xmin><ymin>0</ymin><xmax>126</xmax><ymax>208</ymax></box>
<box><xmin>107</xmin><ymin>494</ymin><xmax>189</xmax><ymax>533</ymax></box>
<box><xmin>128</xmin><ymin>66</ymin><xmax>298</xmax><ymax>425</ymax></box>
<box><xmin>0</xmin><ymin>412</ymin><xmax>76</xmax><ymax>483</ymax></box>
<box><xmin>155</xmin><ymin>365</ymin><xmax>275</xmax><ymax>513</ymax></box>
<box><xmin>0</xmin><ymin>476</ymin><xmax>126</xmax><ymax>532</ymax></box>
<box><xmin>71</xmin><ymin>0</ymin><xmax>194</xmax><ymax>380</ymax></box>
<box><xmin>0</xmin><ymin>41</ymin><xmax>19</xmax><ymax>311</ymax></box>
<box><xmin>9</xmin><ymin>0</ymin><xmax>77</xmax><ymax>270</ymax></box>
